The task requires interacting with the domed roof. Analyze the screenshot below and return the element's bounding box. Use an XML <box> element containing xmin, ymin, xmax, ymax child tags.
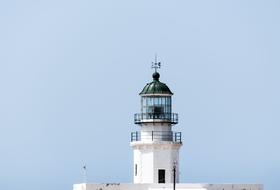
<box><xmin>139</xmin><ymin>72</ymin><xmax>173</xmax><ymax>95</ymax></box>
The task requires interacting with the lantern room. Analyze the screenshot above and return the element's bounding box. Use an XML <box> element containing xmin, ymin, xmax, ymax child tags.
<box><xmin>134</xmin><ymin>71</ymin><xmax>178</xmax><ymax>124</ymax></box>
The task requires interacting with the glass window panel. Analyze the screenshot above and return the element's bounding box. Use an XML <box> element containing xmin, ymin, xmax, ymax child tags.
<box><xmin>147</xmin><ymin>106</ymin><xmax>153</xmax><ymax>113</ymax></box>
<box><xmin>167</xmin><ymin>97</ymin><xmax>171</xmax><ymax>105</ymax></box>
<box><xmin>168</xmin><ymin>106</ymin><xmax>171</xmax><ymax>113</ymax></box>
<box><xmin>141</xmin><ymin>96</ymin><xmax>172</xmax><ymax>115</ymax></box>
<box><xmin>155</xmin><ymin>97</ymin><xmax>159</xmax><ymax>105</ymax></box>
<box><xmin>161</xmin><ymin>97</ymin><xmax>166</xmax><ymax>104</ymax></box>
<box><xmin>147</xmin><ymin>98</ymin><xmax>150</xmax><ymax>105</ymax></box>
<box><xmin>142</xmin><ymin>98</ymin><xmax>146</xmax><ymax>106</ymax></box>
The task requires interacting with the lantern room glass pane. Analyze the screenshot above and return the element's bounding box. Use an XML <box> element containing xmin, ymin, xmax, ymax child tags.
<box><xmin>141</xmin><ymin>96</ymin><xmax>172</xmax><ymax>117</ymax></box>
<box><xmin>161</xmin><ymin>97</ymin><xmax>166</xmax><ymax>104</ymax></box>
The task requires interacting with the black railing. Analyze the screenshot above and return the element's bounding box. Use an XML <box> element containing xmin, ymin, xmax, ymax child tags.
<box><xmin>134</xmin><ymin>113</ymin><xmax>178</xmax><ymax>124</ymax></box>
<box><xmin>131</xmin><ymin>131</ymin><xmax>182</xmax><ymax>143</ymax></box>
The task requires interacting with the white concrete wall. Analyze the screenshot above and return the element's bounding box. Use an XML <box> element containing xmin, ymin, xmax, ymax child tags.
<box><xmin>153</xmin><ymin>146</ymin><xmax>180</xmax><ymax>183</ymax></box>
<box><xmin>131</xmin><ymin>142</ymin><xmax>181</xmax><ymax>183</ymax></box>
<box><xmin>141</xmin><ymin>123</ymin><xmax>171</xmax><ymax>132</ymax></box>
<box><xmin>73</xmin><ymin>183</ymin><xmax>263</xmax><ymax>190</ymax></box>
<box><xmin>140</xmin><ymin>123</ymin><xmax>172</xmax><ymax>143</ymax></box>
<box><xmin>133</xmin><ymin>144</ymin><xmax>153</xmax><ymax>183</ymax></box>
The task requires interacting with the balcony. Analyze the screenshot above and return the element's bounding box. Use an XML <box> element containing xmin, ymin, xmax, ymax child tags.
<box><xmin>131</xmin><ymin>131</ymin><xmax>182</xmax><ymax>143</ymax></box>
<box><xmin>134</xmin><ymin>113</ymin><xmax>178</xmax><ymax>124</ymax></box>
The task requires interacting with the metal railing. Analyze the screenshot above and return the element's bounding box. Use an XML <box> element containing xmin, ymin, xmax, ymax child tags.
<box><xmin>131</xmin><ymin>131</ymin><xmax>182</xmax><ymax>143</ymax></box>
<box><xmin>134</xmin><ymin>113</ymin><xmax>178</xmax><ymax>124</ymax></box>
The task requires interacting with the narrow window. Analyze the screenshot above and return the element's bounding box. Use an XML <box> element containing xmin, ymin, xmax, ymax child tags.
<box><xmin>158</xmin><ymin>169</ymin><xmax>165</xmax><ymax>183</ymax></box>
<box><xmin>135</xmin><ymin>164</ymin><xmax>137</xmax><ymax>176</ymax></box>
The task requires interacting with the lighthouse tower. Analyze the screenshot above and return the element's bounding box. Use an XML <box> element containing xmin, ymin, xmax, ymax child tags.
<box><xmin>130</xmin><ymin>62</ymin><xmax>182</xmax><ymax>184</ymax></box>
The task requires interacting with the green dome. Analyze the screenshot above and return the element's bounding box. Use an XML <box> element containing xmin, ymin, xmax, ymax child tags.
<box><xmin>139</xmin><ymin>72</ymin><xmax>173</xmax><ymax>95</ymax></box>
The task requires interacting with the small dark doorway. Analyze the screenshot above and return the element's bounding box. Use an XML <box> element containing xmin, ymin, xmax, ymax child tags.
<box><xmin>158</xmin><ymin>169</ymin><xmax>165</xmax><ymax>183</ymax></box>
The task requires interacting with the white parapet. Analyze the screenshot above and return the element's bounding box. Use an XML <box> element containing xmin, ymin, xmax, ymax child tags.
<box><xmin>73</xmin><ymin>183</ymin><xmax>263</xmax><ymax>190</ymax></box>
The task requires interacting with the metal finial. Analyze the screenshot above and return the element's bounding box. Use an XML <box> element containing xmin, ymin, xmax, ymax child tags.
<box><xmin>151</xmin><ymin>54</ymin><xmax>161</xmax><ymax>72</ymax></box>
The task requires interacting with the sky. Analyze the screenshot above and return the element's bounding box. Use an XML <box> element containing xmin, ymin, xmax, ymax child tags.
<box><xmin>0</xmin><ymin>0</ymin><xmax>279</xmax><ymax>190</ymax></box>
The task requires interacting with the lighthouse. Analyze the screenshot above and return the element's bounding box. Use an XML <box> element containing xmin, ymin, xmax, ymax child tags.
<box><xmin>130</xmin><ymin>61</ymin><xmax>182</xmax><ymax>184</ymax></box>
<box><xmin>73</xmin><ymin>58</ymin><xmax>263</xmax><ymax>190</ymax></box>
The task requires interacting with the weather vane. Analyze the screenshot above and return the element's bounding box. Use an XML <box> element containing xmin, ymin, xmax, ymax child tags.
<box><xmin>151</xmin><ymin>54</ymin><xmax>161</xmax><ymax>72</ymax></box>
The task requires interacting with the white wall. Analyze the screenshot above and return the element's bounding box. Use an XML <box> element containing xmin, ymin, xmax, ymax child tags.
<box><xmin>131</xmin><ymin>142</ymin><xmax>181</xmax><ymax>183</ymax></box>
<box><xmin>73</xmin><ymin>183</ymin><xmax>263</xmax><ymax>190</ymax></box>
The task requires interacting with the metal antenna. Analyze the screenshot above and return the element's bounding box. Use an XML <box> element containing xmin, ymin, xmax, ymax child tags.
<box><xmin>83</xmin><ymin>164</ymin><xmax>87</xmax><ymax>183</ymax></box>
<box><xmin>151</xmin><ymin>54</ymin><xmax>161</xmax><ymax>72</ymax></box>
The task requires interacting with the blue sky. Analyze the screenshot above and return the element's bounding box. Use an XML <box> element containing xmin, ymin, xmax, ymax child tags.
<box><xmin>0</xmin><ymin>0</ymin><xmax>279</xmax><ymax>190</ymax></box>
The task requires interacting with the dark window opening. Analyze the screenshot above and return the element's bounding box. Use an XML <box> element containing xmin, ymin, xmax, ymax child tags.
<box><xmin>158</xmin><ymin>169</ymin><xmax>165</xmax><ymax>183</ymax></box>
<box><xmin>135</xmin><ymin>164</ymin><xmax>137</xmax><ymax>176</ymax></box>
<box><xmin>147</xmin><ymin>106</ymin><xmax>164</xmax><ymax>119</ymax></box>
<box><xmin>153</xmin><ymin>106</ymin><xmax>163</xmax><ymax>117</ymax></box>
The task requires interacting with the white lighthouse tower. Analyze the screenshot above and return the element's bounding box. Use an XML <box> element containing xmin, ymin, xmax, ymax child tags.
<box><xmin>130</xmin><ymin>62</ymin><xmax>182</xmax><ymax>184</ymax></box>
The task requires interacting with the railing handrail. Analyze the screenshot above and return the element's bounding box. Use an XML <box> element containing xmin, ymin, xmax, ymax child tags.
<box><xmin>131</xmin><ymin>131</ymin><xmax>182</xmax><ymax>143</ymax></box>
<box><xmin>134</xmin><ymin>112</ymin><xmax>178</xmax><ymax>124</ymax></box>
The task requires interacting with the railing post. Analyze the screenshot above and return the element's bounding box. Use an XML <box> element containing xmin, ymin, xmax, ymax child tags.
<box><xmin>179</xmin><ymin>132</ymin><xmax>181</xmax><ymax>143</ymax></box>
<box><xmin>152</xmin><ymin>131</ymin><xmax>154</xmax><ymax>141</ymax></box>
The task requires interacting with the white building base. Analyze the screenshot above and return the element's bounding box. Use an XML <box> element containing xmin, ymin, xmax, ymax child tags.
<box><xmin>73</xmin><ymin>183</ymin><xmax>263</xmax><ymax>190</ymax></box>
